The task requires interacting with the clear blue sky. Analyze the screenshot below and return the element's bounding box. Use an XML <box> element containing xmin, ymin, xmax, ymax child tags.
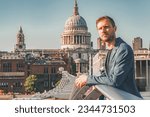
<box><xmin>0</xmin><ymin>0</ymin><xmax>150</xmax><ymax>51</ymax></box>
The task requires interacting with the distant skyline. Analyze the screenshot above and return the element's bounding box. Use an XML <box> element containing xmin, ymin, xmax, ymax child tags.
<box><xmin>0</xmin><ymin>0</ymin><xmax>150</xmax><ymax>51</ymax></box>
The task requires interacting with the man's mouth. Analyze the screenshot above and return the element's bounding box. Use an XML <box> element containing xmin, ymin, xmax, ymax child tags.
<box><xmin>102</xmin><ymin>35</ymin><xmax>108</xmax><ymax>37</ymax></box>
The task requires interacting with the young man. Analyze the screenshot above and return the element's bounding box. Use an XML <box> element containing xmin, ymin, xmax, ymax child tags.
<box><xmin>75</xmin><ymin>16</ymin><xmax>142</xmax><ymax>98</ymax></box>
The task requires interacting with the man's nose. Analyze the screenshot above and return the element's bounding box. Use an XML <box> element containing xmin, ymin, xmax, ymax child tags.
<box><xmin>101</xmin><ymin>28</ymin><xmax>107</xmax><ymax>33</ymax></box>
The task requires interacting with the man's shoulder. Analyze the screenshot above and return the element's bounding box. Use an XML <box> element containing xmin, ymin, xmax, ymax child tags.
<box><xmin>117</xmin><ymin>37</ymin><xmax>132</xmax><ymax>50</ymax></box>
<box><xmin>116</xmin><ymin>38</ymin><xmax>133</xmax><ymax>55</ymax></box>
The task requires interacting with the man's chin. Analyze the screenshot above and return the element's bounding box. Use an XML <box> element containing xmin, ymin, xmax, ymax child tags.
<box><xmin>101</xmin><ymin>38</ymin><xmax>109</xmax><ymax>42</ymax></box>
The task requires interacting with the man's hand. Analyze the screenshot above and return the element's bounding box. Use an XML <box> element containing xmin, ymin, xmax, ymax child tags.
<box><xmin>75</xmin><ymin>74</ymin><xmax>88</xmax><ymax>88</ymax></box>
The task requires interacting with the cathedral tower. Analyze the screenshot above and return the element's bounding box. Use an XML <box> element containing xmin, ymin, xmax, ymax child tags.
<box><xmin>14</xmin><ymin>26</ymin><xmax>26</xmax><ymax>52</ymax></box>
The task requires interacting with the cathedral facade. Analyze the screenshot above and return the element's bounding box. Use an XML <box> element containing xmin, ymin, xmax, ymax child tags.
<box><xmin>61</xmin><ymin>0</ymin><xmax>96</xmax><ymax>75</ymax></box>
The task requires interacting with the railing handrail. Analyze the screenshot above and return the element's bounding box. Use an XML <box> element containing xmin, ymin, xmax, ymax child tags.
<box><xmin>95</xmin><ymin>85</ymin><xmax>142</xmax><ymax>100</ymax></box>
<box><xmin>65</xmin><ymin>71</ymin><xmax>143</xmax><ymax>100</ymax></box>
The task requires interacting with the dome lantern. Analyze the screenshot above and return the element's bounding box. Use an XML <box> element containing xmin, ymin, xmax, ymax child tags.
<box><xmin>73</xmin><ymin>0</ymin><xmax>79</xmax><ymax>15</ymax></box>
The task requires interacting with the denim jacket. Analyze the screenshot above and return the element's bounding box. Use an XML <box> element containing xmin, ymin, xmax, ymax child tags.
<box><xmin>87</xmin><ymin>37</ymin><xmax>142</xmax><ymax>98</ymax></box>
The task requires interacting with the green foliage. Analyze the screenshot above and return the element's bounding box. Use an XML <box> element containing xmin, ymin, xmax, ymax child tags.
<box><xmin>24</xmin><ymin>75</ymin><xmax>37</xmax><ymax>93</ymax></box>
<box><xmin>55</xmin><ymin>79</ymin><xmax>61</xmax><ymax>87</ymax></box>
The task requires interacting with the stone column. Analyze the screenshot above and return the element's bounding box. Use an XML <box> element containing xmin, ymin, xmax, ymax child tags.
<box><xmin>140</xmin><ymin>60</ymin><xmax>142</xmax><ymax>76</ymax></box>
<box><xmin>135</xmin><ymin>61</ymin><xmax>137</xmax><ymax>79</ymax></box>
<box><xmin>63</xmin><ymin>36</ymin><xmax>65</xmax><ymax>44</ymax></box>
<box><xmin>72</xmin><ymin>35</ymin><xmax>74</xmax><ymax>44</ymax></box>
<box><xmin>66</xmin><ymin>36</ymin><xmax>67</xmax><ymax>44</ymax></box>
<box><xmin>146</xmin><ymin>60</ymin><xmax>150</xmax><ymax>91</ymax></box>
<box><xmin>82</xmin><ymin>36</ymin><xmax>84</xmax><ymax>44</ymax></box>
<box><xmin>62</xmin><ymin>37</ymin><xmax>63</xmax><ymax>45</ymax></box>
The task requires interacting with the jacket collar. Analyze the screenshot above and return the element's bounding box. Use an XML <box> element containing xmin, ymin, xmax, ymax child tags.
<box><xmin>109</xmin><ymin>37</ymin><xmax>124</xmax><ymax>61</ymax></box>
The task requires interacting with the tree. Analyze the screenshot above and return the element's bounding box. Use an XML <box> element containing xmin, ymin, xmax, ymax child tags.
<box><xmin>24</xmin><ymin>75</ymin><xmax>37</xmax><ymax>94</ymax></box>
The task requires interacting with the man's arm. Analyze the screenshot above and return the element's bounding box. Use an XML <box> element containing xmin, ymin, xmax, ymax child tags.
<box><xmin>87</xmin><ymin>45</ymin><xmax>134</xmax><ymax>87</ymax></box>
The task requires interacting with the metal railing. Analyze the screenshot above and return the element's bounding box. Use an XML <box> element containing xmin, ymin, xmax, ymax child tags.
<box><xmin>69</xmin><ymin>84</ymin><xmax>142</xmax><ymax>100</ymax></box>
<box><xmin>66</xmin><ymin>71</ymin><xmax>143</xmax><ymax>100</ymax></box>
<box><xmin>22</xmin><ymin>70</ymin><xmax>143</xmax><ymax>100</ymax></box>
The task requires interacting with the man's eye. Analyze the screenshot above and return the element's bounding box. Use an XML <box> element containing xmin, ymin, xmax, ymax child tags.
<box><xmin>105</xmin><ymin>26</ymin><xmax>110</xmax><ymax>29</ymax></box>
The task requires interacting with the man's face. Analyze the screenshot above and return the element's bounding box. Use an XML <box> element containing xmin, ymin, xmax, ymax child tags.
<box><xmin>97</xmin><ymin>19</ymin><xmax>116</xmax><ymax>43</ymax></box>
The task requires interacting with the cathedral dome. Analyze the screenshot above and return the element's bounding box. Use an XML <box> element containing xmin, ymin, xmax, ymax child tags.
<box><xmin>64</xmin><ymin>15</ymin><xmax>87</xmax><ymax>31</ymax></box>
<box><xmin>61</xmin><ymin>0</ymin><xmax>91</xmax><ymax>50</ymax></box>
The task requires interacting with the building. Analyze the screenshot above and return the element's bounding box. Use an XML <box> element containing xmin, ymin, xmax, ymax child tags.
<box><xmin>61</xmin><ymin>0</ymin><xmax>91</xmax><ymax>50</ymax></box>
<box><xmin>132</xmin><ymin>37</ymin><xmax>143</xmax><ymax>50</ymax></box>
<box><xmin>14</xmin><ymin>26</ymin><xmax>26</xmax><ymax>52</ymax></box>
<box><xmin>134</xmin><ymin>49</ymin><xmax>150</xmax><ymax>91</ymax></box>
<box><xmin>0</xmin><ymin>0</ymin><xmax>96</xmax><ymax>94</ymax></box>
<box><xmin>132</xmin><ymin>37</ymin><xmax>150</xmax><ymax>91</ymax></box>
<box><xmin>61</xmin><ymin>0</ymin><xmax>95</xmax><ymax>76</ymax></box>
<box><xmin>97</xmin><ymin>37</ymin><xmax>106</xmax><ymax>49</ymax></box>
<box><xmin>0</xmin><ymin>48</ymin><xmax>68</xmax><ymax>93</ymax></box>
<box><xmin>0</xmin><ymin>53</ymin><xmax>25</xmax><ymax>93</ymax></box>
<box><xmin>0</xmin><ymin>25</ymin><xmax>69</xmax><ymax>93</ymax></box>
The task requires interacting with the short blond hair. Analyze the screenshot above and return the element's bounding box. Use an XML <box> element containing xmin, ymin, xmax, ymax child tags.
<box><xmin>96</xmin><ymin>16</ymin><xmax>116</xmax><ymax>27</ymax></box>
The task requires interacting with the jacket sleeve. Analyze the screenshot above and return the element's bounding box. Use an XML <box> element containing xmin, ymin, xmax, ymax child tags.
<box><xmin>87</xmin><ymin>45</ymin><xmax>134</xmax><ymax>87</ymax></box>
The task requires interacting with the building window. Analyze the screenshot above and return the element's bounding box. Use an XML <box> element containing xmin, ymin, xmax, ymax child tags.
<box><xmin>80</xmin><ymin>36</ymin><xmax>82</xmax><ymax>44</ymax></box>
<box><xmin>44</xmin><ymin>67</ymin><xmax>48</xmax><ymax>73</ymax></box>
<box><xmin>79</xmin><ymin>53</ymin><xmax>81</xmax><ymax>58</ymax></box>
<box><xmin>51</xmin><ymin>67</ymin><xmax>56</xmax><ymax>74</ymax></box>
<box><xmin>3</xmin><ymin>62</ymin><xmax>12</xmax><ymax>72</ymax></box>
<box><xmin>16</xmin><ymin>63</ymin><xmax>24</xmax><ymax>72</ymax></box>
<box><xmin>13</xmin><ymin>82</ymin><xmax>22</xmax><ymax>88</ymax></box>
<box><xmin>27</xmin><ymin>65</ymin><xmax>30</xmax><ymax>69</ymax></box>
<box><xmin>44</xmin><ymin>81</ymin><xmax>48</xmax><ymax>87</ymax></box>
<box><xmin>0</xmin><ymin>82</ymin><xmax>8</xmax><ymax>87</ymax></box>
